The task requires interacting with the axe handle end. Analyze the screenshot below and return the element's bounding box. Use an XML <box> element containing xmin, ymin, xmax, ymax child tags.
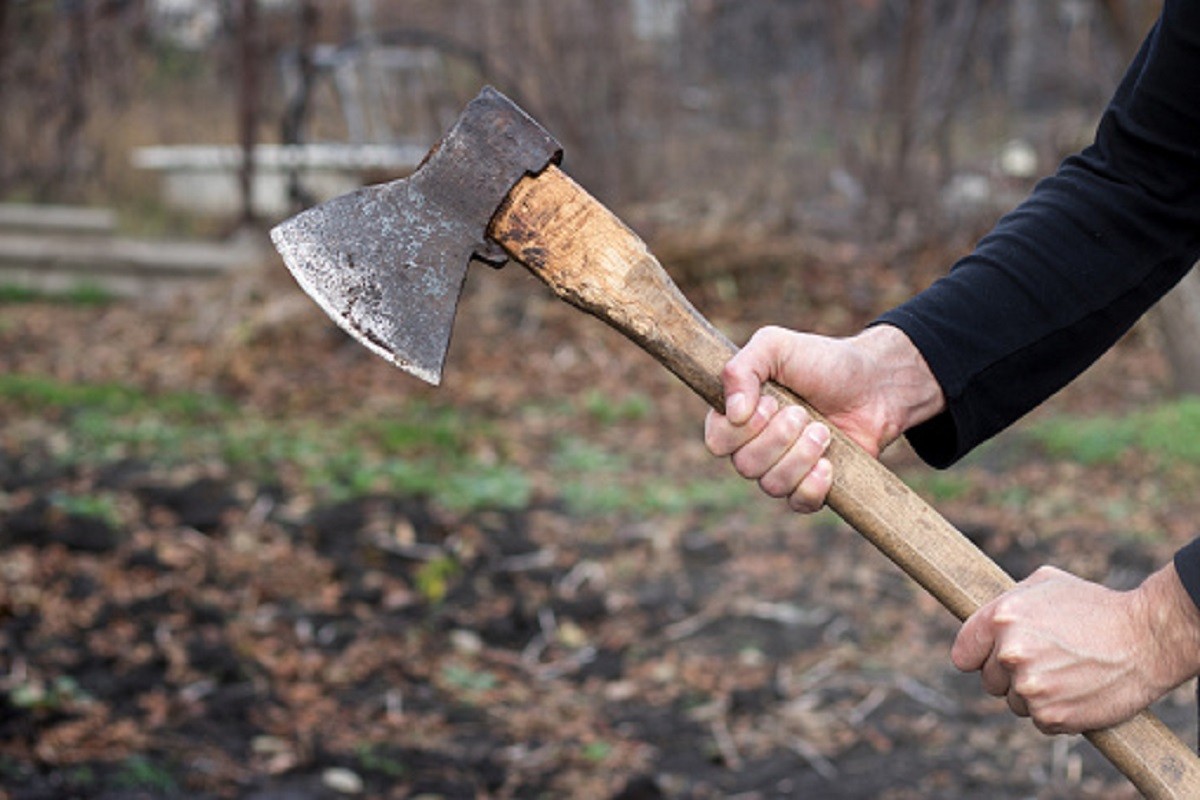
<box><xmin>489</xmin><ymin>164</ymin><xmax>1200</xmax><ymax>798</ymax></box>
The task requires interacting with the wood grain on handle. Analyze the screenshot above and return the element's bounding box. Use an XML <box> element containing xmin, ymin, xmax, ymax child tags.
<box><xmin>489</xmin><ymin>164</ymin><xmax>1200</xmax><ymax>798</ymax></box>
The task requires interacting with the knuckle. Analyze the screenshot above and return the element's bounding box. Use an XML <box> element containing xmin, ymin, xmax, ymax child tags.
<box><xmin>769</xmin><ymin>408</ymin><xmax>807</xmax><ymax>448</ymax></box>
<box><xmin>790</xmin><ymin>480</ymin><xmax>826</xmax><ymax>514</ymax></box>
<box><xmin>731</xmin><ymin>449</ymin><xmax>764</xmax><ymax>480</ymax></box>
<box><xmin>788</xmin><ymin>496</ymin><xmax>819</xmax><ymax>514</ymax></box>
<box><xmin>703</xmin><ymin>424</ymin><xmax>730</xmax><ymax>456</ymax></box>
<box><xmin>757</xmin><ymin>471</ymin><xmax>791</xmax><ymax>498</ymax></box>
<box><xmin>980</xmin><ymin>665</ymin><xmax>1010</xmax><ymax>696</ymax></box>
<box><xmin>1005</xmin><ymin>691</ymin><xmax>1029</xmax><ymax>717</ymax></box>
<box><xmin>990</xmin><ymin>596</ymin><xmax>1024</xmax><ymax>626</ymax></box>
<box><xmin>1031</xmin><ymin>706</ymin><xmax>1070</xmax><ymax>735</ymax></box>
<box><xmin>788</xmin><ymin>494</ymin><xmax>819</xmax><ymax>514</ymax></box>
<box><xmin>785</xmin><ymin>405</ymin><xmax>812</xmax><ymax>433</ymax></box>
<box><xmin>997</xmin><ymin>646</ymin><xmax>1027</xmax><ymax>670</ymax></box>
<box><xmin>1010</xmin><ymin>672</ymin><xmax>1045</xmax><ymax>700</ymax></box>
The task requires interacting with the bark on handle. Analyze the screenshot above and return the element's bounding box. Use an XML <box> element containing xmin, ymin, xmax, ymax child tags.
<box><xmin>489</xmin><ymin>164</ymin><xmax>1200</xmax><ymax>798</ymax></box>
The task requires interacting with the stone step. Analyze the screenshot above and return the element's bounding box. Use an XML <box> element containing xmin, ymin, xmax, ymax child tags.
<box><xmin>0</xmin><ymin>230</ymin><xmax>264</xmax><ymax>302</ymax></box>
<box><xmin>0</xmin><ymin>203</ymin><xmax>118</xmax><ymax>237</ymax></box>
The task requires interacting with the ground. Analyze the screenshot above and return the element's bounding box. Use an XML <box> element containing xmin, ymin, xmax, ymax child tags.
<box><xmin>0</xmin><ymin>234</ymin><xmax>1196</xmax><ymax>799</ymax></box>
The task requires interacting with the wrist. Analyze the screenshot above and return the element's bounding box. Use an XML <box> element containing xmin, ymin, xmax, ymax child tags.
<box><xmin>851</xmin><ymin>325</ymin><xmax>946</xmax><ymax>445</ymax></box>
<box><xmin>1133</xmin><ymin>563</ymin><xmax>1200</xmax><ymax>696</ymax></box>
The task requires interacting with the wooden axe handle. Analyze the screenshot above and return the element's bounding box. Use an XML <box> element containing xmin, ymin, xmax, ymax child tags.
<box><xmin>490</xmin><ymin>164</ymin><xmax>1200</xmax><ymax>798</ymax></box>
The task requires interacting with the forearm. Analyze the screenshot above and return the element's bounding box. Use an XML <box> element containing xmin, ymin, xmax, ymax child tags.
<box><xmin>1137</xmin><ymin>561</ymin><xmax>1200</xmax><ymax>697</ymax></box>
<box><xmin>876</xmin><ymin>1</ymin><xmax>1200</xmax><ymax>468</ymax></box>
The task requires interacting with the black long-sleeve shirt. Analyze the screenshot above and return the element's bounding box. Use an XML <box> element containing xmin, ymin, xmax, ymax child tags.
<box><xmin>875</xmin><ymin>0</ymin><xmax>1200</xmax><ymax>605</ymax></box>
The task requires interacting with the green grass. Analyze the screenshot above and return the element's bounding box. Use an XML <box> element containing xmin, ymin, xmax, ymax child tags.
<box><xmin>551</xmin><ymin>434</ymin><xmax>750</xmax><ymax>517</ymax></box>
<box><xmin>0</xmin><ymin>374</ymin><xmax>232</xmax><ymax>418</ymax></box>
<box><xmin>907</xmin><ymin>472</ymin><xmax>973</xmax><ymax>504</ymax></box>
<box><xmin>1028</xmin><ymin>397</ymin><xmax>1200</xmax><ymax>467</ymax></box>
<box><xmin>0</xmin><ymin>372</ymin><xmax>532</xmax><ymax>512</ymax></box>
<box><xmin>0</xmin><ymin>372</ymin><xmax>752</xmax><ymax>519</ymax></box>
<box><xmin>112</xmin><ymin>756</ymin><xmax>176</xmax><ymax>793</ymax></box>
<box><xmin>0</xmin><ymin>283</ymin><xmax>116</xmax><ymax>306</ymax></box>
<box><xmin>49</xmin><ymin>491</ymin><xmax>121</xmax><ymax>526</ymax></box>
<box><xmin>582</xmin><ymin>389</ymin><xmax>653</xmax><ymax>425</ymax></box>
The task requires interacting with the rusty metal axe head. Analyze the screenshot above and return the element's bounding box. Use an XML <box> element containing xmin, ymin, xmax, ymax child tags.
<box><xmin>270</xmin><ymin>86</ymin><xmax>561</xmax><ymax>384</ymax></box>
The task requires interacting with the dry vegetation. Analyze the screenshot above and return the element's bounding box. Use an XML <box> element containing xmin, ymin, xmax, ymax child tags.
<box><xmin>0</xmin><ymin>2</ymin><xmax>1194</xmax><ymax>798</ymax></box>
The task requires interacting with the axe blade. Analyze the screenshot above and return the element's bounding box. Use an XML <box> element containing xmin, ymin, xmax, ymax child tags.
<box><xmin>269</xmin><ymin>86</ymin><xmax>561</xmax><ymax>385</ymax></box>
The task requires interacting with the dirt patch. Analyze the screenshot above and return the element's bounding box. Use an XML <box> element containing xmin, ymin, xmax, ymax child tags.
<box><xmin>0</xmin><ymin>250</ymin><xmax>1194</xmax><ymax>798</ymax></box>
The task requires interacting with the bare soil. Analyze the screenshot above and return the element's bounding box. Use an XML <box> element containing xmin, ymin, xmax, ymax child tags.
<box><xmin>0</xmin><ymin>238</ymin><xmax>1195</xmax><ymax>799</ymax></box>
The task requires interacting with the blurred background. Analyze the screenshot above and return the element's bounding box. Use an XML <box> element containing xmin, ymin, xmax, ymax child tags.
<box><xmin>0</xmin><ymin>0</ymin><xmax>1159</xmax><ymax>237</ymax></box>
<box><xmin>2</xmin><ymin>2</ymin><xmax>1198</xmax><ymax>799</ymax></box>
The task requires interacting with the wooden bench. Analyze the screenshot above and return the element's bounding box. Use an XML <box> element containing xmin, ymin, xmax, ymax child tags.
<box><xmin>131</xmin><ymin>143</ymin><xmax>427</xmax><ymax>218</ymax></box>
<box><xmin>0</xmin><ymin>204</ymin><xmax>263</xmax><ymax>303</ymax></box>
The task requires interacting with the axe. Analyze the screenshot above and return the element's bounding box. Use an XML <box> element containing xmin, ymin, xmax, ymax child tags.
<box><xmin>271</xmin><ymin>87</ymin><xmax>1200</xmax><ymax>798</ymax></box>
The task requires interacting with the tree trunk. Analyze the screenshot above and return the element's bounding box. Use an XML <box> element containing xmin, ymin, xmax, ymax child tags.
<box><xmin>238</xmin><ymin>0</ymin><xmax>261</xmax><ymax>225</ymax></box>
<box><xmin>1151</xmin><ymin>266</ymin><xmax>1200</xmax><ymax>396</ymax></box>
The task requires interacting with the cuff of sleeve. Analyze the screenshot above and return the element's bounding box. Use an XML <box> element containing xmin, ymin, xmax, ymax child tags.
<box><xmin>1172</xmin><ymin>538</ymin><xmax>1200</xmax><ymax>612</ymax></box>
<box><xmin>903</xmin><ymin>411</ymin><xmax>966</xmax><ymax>469</ymax></box>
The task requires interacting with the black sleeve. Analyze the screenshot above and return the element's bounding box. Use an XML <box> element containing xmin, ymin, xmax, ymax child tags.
<box><xmin>1174</xmin><ymin>539</ymin><xmax>1200</xmax><ymax>610</ymax></box>
<box><xmin>876</xmin><ymin>0</ymin><xmax>1200</xmax><ymax>469</ymax></box>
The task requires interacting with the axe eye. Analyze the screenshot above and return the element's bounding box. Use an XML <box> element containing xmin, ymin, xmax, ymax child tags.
<box><xmin>471</xmin><ymin>239</ymin><xmax>510</xmax><ymax>269</ymax></box>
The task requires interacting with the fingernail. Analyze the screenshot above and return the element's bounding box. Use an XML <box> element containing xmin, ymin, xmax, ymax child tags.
<box><xmin>814</xmin><ymin>457</ymin><xmax>832</xmax><ymax>481</ymax></box>
<box><xmin>807</xmin><ymin>422</ymin><xmax>831</xmax><ymax>449</ymax></box>
<box><xmin>726</xmin><ymin>392</ymin><xmax>748</xmax><ymax>422</ymax></box>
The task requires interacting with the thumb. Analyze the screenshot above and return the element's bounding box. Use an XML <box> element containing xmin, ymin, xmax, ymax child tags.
<box><xmin>951</xmin><ymin>604</ymin><xmax>997</xmax><ymax>672</ymax></box>
<box><xmin>722</xmin><ymin>326</ymin><xmax>796</xmax><ymax>425</ymax></box>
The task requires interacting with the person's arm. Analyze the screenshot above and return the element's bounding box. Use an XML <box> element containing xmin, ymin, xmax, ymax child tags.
<box><xmin>951</xmin><ymin>561</ymin><xmax>1200</xmax><ymax>734</ymax></box>
<box><xmin>706</xmin><ymin>0</ymin><xmax>1200</xmax><ymax>733</ymax></box>
<box><xmin>711</xmin><ymin>1</ymin><xmax>1200</xmax><ymax>502</ymax></box>
<box><xmin>882</xmin><ymin>0</ymin><xmax>1200</xmax><ymax>468</ymax></box>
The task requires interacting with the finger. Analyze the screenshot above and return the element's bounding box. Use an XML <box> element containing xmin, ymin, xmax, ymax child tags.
<box><xmin>979</xmin><ymin>652</ymin><xmax>1012</xmax><ymax>697</ymax></box>
<box><xmin>951</xmin><ymin>608</ymin><xmax>996</xmax><ymax>673</ymax></box>
<box><xmin>730</xmin><ymin>403</ymin><xmax>808</xmax><ymax>480</ymax></box>
<box><xmin>1006</xmin><ymin>690</ymin><xmax>1030</xmax><ymax>718</ymax></box>
<box><xmin>788</xmin><ymin>457</ymin><xmax>833</xmax><ymax>513</ymax></box>
<box><xmin>704</xmin><ymin>395</ymin><xmax>778</xmax><ymax>457</ymax></box>
<box><xmin>722</xmin><ymin>327</ymin><xmax>792</xmax><ymax>425</ymax></box>
<box><xmin>758</xmin><ymin>420</ymin><xmax>831</xmax><ymax>499</ymax></box>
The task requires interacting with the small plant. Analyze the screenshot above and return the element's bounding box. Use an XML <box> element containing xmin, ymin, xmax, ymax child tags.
<box><xmin>440</xmin><ymin>663</ymin><xmax>498</xmax><ymax>693</ymax></box>
<box><xmin>8</xmin><ymin>675</ymin><xmax>93</xmax><ymax>711</ymax></box>
<box><xmin>356</xmin><ymin>743</ymin><xmax>407</xmax><ymax>778</ymax></box>
<box><xmin>581</xmin><ymin>740</ymin><xmax>613</xmax><ymax>763</ymax></box>
<box><xmin>49</xmin><ymin>491</ymin><xmax>121</xmax><ymax>527</ymax></box>
<box><xmin>415</xmin><ymin>555</ymin><xmax>461</xmax><ymax>604</ymax></box>
<box><xmin>112</xmin><ymin>755</ymin><xmax>177</xmax><ymax>793</ymax></box>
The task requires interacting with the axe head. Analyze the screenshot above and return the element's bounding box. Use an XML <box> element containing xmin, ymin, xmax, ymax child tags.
<box><xmin>270</xmin><ymin>86</ymin><xmax>562</xmax><ymax>384</ymax></box>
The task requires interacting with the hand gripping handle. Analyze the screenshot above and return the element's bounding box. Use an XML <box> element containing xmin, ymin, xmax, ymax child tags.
<box><xmin>489</xmin><ymin>163</ymin><xmax>1200</xmax><ymax>798</ymax></box>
